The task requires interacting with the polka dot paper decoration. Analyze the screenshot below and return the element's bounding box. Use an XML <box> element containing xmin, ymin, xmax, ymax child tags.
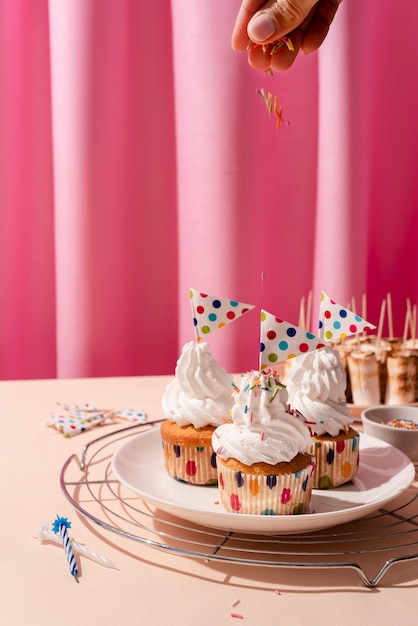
<box><xmin>260</xmin><ymin>310</ymin><xmax>326</xmax><ymax>368</ymax></box>
<box><xmin>49</xmin><ymin>402</ymin><xmax>147</xmax><ymax>437</ymax></box>
<box><xmin>190</xmin><ymin>288</ymin><xmax>255</xmax><ymax>342</ymax></box>
<box><xmin>318</xmin><ymin>292</ymin><xmax>376</xmax><ymax>341</ymax></box>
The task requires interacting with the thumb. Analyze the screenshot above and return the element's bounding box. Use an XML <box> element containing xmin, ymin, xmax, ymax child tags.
<box><xmin>247</xmin><ymin>0</ymin><xmax>318</xmax><ymax>44</ymax></box>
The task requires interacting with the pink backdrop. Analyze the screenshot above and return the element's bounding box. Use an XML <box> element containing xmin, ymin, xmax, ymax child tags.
<box><xmin>0</xmin><ymin>0</ymin><xmax>417</xmax><ymax>379</ymax></box>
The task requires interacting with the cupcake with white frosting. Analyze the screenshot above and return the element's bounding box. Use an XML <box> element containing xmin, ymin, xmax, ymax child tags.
<box><xmin>161</xmin><ymin>341</ymin><xmax>234</xmax><ymax>485</ymax></box>
<box><xmin>286</xmin><ymin>345</ymin><xmax>359</xmax><ymax>489</ymax></box>
<box><xmin>212</xmin><ymin>369</ymin><xmax>315</xmax><ymax>515</ymax></box>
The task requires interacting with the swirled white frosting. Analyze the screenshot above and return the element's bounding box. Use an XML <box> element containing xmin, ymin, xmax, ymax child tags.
<box><xmin>161</xmin><ymin>341</ymin><xmax>234</xmax><ymax>428</ymax></box>
<box><xmin>286</xmin><ymin>345</ymin><xmax>352</xmax><ymax>436</ymax></box>
<box><xmin>212</xmin><ymin>370</ymin><xmax>312</xmax><ymax>465</ymax></box>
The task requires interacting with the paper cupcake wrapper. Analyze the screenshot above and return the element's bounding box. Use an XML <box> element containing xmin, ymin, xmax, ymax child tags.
<box><xmin>216</xmin><ymin>458</ymin><xmax>314</xmax><ymax>515</ymax></box>
<box><xmin>162</xmin><ymin>442</ymin><xmax>218</xmax><ymax>485</ymax></box>
<box><xmin>310</xmin><ymin>432</ymin><xmax>359</xmax><ymax>489</ymax></box>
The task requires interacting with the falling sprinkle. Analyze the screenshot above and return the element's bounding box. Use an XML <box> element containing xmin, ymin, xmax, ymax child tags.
<box><xmin>232</xmin><ymin>600</ymin><xmax>241</xmax><ymax>607</ymax></box>
<box><xmin>274</xmin><ymin>589</ymin><xmax>282</xmax><ymax>596</ymax></box>
<box><xmin>256</xmin><ymin>89</ymin><xmax>289</xmax><ymax>129</ymax></box>
<box><xmin>231</xmin><ymin>614</ymin><xmax>244</xmax><ymax>620</ymax></box>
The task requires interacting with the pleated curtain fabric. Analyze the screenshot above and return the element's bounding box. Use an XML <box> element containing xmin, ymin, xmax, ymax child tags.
<box><xmin>0</xmin><ymin>0</ymin><xmax>417</xmax><ymax>379</ymax></box>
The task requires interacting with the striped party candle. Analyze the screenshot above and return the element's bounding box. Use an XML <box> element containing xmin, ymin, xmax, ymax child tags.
<box><xmin>52</xmin><ymin>516</ymin><xmax>79</xmax><ymax>582</ymax></box>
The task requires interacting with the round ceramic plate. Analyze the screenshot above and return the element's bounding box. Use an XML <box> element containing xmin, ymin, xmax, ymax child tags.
<box><xmin>111</xmin><ymin>428</ymin><xmax>415</xmax><ymax>534</ymax></box>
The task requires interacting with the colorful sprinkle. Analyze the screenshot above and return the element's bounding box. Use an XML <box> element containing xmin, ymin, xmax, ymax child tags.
<box><xmin>385</xmin><ymin>419</ymin><xmax>418</xmax><ymax>429</ymax></box>
<box><xmin>256</xmin><ymin>89</ymin><xmax>289</xmax><ymax>129</ymax></box>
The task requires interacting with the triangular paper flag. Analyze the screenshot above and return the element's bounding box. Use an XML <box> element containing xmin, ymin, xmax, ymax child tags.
<box><xmin>49</xmin><ymin>402</ymin><xmax>146</xmax><ymax>437</ymax></box>
<box><xmin>318</xmin><ymin>291</ymin><xmax>376</xmax><ymax>341</ymax></box>
<box><xmin>190</xmin><ymin>288</ymin><xmax>255</xmax><ymax>342</ymax></box>
<box><xmin>260</xmin><ymin>310</ymin><xmax>326</xmax><ymax>368</ymax></box>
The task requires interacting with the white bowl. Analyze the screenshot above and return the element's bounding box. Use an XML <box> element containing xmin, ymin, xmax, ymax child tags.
<box><xmin>361</xmin><ymin>405</ymin><xmax>418</xmax><ymax>462</ymax></box>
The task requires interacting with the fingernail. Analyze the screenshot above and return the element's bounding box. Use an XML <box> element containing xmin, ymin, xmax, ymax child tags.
<box><xmin>248</xmin><ymin>13</ymin><xmax>277</xmax><ymax>42</ymax></box>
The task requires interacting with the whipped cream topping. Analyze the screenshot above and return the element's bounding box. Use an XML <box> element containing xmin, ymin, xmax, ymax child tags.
<box><xmin>286</xmin><ymin>345</ymin><xmax>352</xmax><ymax>436</ymax></box>
<box><xmin>212</xmin><ymin>370</ymin><xmax>312</xmax><ymax>465</ymax></box>
<box><xmin>161</xmin><ymin>341</ymin><xmax>234</xmax><ymax>428</ymax></box>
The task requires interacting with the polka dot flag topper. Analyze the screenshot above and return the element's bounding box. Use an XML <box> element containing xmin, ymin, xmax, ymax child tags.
<box><xmin>318</xmin><ymin>291</ymin><xmax>376</xmax><ymax>341</ymax></box>
<box><xmin>260</xmin><ymin>309</ymin><xmax>326</xmax><ymax>369</ymax></box>
<box><xmin>190</xmin><ymin>288</ymin><xmax>255</xmax><ymax>342</ymax></box>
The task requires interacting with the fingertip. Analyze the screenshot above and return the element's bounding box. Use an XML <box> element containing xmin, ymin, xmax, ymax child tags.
<box><xmin>247</xmin><ymin>12</ymin><xmax>277</xmax><ymax>44</ymax></box>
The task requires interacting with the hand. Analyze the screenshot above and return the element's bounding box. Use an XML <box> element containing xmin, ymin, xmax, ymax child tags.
<box><xmin>232</xmin><ymin>0</ymin><xmax>343</xmax><ymax>71</ymax></box>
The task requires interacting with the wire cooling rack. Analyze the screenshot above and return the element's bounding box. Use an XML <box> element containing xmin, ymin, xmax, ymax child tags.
<box><xmin>60</xmin><ymin>422</ymin><xmax>418</xmax><ymax>588</ymax></box>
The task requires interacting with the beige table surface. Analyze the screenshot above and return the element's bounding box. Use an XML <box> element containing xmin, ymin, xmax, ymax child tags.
<box><xmin>1</xmin><ymin>375</ymin><xmax>418</xmax><ymax>626</ymax></box>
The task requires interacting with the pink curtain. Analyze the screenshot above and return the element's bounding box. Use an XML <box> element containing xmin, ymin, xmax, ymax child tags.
<box><xmin>0</xmin><ymin>0</ymin><xmax>417</xmax><ymax>380</ymax></box>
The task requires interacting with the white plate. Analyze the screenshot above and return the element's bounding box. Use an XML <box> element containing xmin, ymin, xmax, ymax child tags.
<box><xmin>111</xmin><ymin>428</ymin><xmax>415</xmax><ymax>534</ymax></box>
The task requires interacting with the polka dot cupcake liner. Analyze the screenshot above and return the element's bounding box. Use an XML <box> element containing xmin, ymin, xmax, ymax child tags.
<box><xmin>216</xmin><ymin>457</ymin><xmax>315</xmax><ymax>515</ymax></box>
<box><xmin>310</xmin><ymin>430</ymin><xmax>360</xmax><ymax>489</ymax></box>
<box><xmin>162</xmin><ymin>442</ymin><xmax>218</xmax><ymax>486</ymax></box>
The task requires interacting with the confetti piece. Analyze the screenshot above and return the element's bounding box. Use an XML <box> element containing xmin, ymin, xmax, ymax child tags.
<box><xmin>232</xmin><ymin>600</ymin><xmax>241</xmax><ymax>607</ymax></box>
<box><xmin>231</xmin><ymin>614</ymin><xmax>244</xmax><ymax>620</ymax></box>
<box><xmin>274</xmin><ymin>589</ymin><xmax>282</xmax><ymax>596</ymax></box>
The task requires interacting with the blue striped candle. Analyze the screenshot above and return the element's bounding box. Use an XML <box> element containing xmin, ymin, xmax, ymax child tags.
<box><xmin>52</xmin><ymin>516</ymin><xmax>79</xmax><ymax>582</ymax></box>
